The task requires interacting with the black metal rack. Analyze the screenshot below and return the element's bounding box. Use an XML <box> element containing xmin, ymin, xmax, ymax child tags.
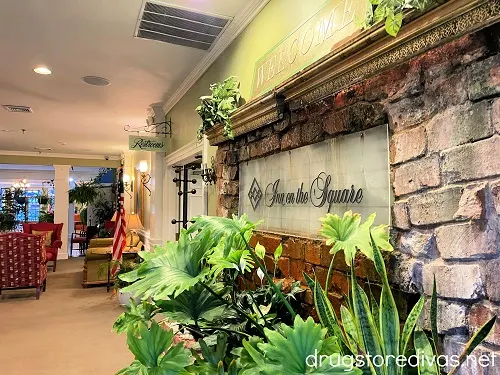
<box><xmin>171</xmin><ymin>164</ymin><xmax>199</xmax><ymax>238</ymax></box>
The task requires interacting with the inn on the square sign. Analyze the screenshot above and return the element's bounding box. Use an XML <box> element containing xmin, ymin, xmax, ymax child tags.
<box><xmin>248</xmin><ymin>173</ymin><xmax>363</xmax><ymax>212</ymax></box>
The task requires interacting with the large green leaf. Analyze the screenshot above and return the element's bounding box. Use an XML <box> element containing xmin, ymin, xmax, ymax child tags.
<box><xmin>118</xmin><ymin>321</ymin><xmax>193</xmax><ymax>375</ymax></box>
<box><xmin>372</xmin><ymin>239</ymin><xmax>399</xmax><ymax>375</ymax></box>
<box><xmin>156</xmin><ymin>283</ymin><xmax>229</xmax><ymax>326</ymax></box>
<box><xmin>448</xmin><ymin>315</ymin><xmax>497</xmax><ymax>375</ymax></box>
<box><xmin>414</xmin><ymin>329</ymin><xmax>438</xmax><ymax>375</ymax></box>
<box><xmin>350</xmin><ymin>267</ymin><xmax>384</xmax><ymax>375</ymax></box>
<box><xmin>249</xmin><ymin>316</ymin><xmax>361</xmax><ymax>374</ymax></box>
<box><xmin>311</xmin><ymin>276</ymin><xmax>349</xmax><ymax>352</ymax></box>
<box><xmin>113</xmin><ymin>300</ymin><xmax>159</xmax><ymax>334</ymax></box>
<box><xmin>320</xmin><ymin>211</ymin><xmax>375</xmax><ymax>265</ymax></box>
<box><xmin>208</xmin><ymin>247</ymin><xmax>255</xmax><ymax>276</ymax></box>
<box><xmin>120</xmin><ymin>229</ymin><xmax>213</xmax><ymax>300</ymax></box>
<box><xmin>189</xmin><ymin>214</ymin><xmax>261</xmax><ymax>257</ymax></box>
<box><xmin>399</xmin><ymin>296</ymin><xmax>425</xmax><ymax>359</ymax></box>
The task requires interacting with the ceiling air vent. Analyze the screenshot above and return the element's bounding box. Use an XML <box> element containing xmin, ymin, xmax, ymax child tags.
<box><xmin>136</xmin><ymin>2</ymin><xmax>231</xmax><ymax>50</ymax></box>
<box><xmin>2</xmin><ymin>105</ymin><xmax>32</xmax><ymax>113</ymax></box>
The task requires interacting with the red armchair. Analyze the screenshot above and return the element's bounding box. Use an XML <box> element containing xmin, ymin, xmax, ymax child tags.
<box><xmin>22</xmin><ymin>222</ymin><xmax>63</xmax><ymax>272</ymax></box>
<box><xmin>0</xmin><ymin>232</ymin><xmax>47</xmax><ymax>299</ymax></box>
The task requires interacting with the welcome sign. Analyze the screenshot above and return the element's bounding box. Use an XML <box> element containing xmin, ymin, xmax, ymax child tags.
<box><xmin>128</xmin><ymin>135</ymin><xmax>168</xmax><ymax>152</ymax></box>
<box><xmin>251</xmin><ymin>0</ymin><xmax>368</xmax><ymax>98</ymax></box>
<box><xmin>240</xmin><ymin>126</ymin><xmax>391</xmax><ymax>235</ymax></box>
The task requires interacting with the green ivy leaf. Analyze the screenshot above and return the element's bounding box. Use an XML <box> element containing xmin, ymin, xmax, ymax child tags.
<box><xmin>385</xmin><ymin>11</ymin><xmax>403</xmax><ymax>37</ymax></box>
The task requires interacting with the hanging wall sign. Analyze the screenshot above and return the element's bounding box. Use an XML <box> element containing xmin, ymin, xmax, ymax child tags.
<box><xmin>128</xmin><ymin>135</ymin><xmax>168</xmax><ymax>152</ymax></box>
<box><xmin>240</xmin><ymin>125</ymin><xmax>391</xmax><ymax>235</ymax></box>
<box><xmin>251</xmin><ymin>0</ymin><xmax>369</xmax><ymax>98</ymax></box>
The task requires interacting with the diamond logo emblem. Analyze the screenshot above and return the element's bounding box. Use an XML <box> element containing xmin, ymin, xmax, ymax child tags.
<box><xmin>248</xmin><ymin>178</ymin><xmax>262</xmax><ymax>211</ymax></box>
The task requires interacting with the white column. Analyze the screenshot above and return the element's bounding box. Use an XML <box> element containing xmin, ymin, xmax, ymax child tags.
<box><xmin>54</xmin><ymin>165</ymin><xmax>70</xmax><ymax>259</ymax></box>
<box><xmin>149</xmin><ymin>152</ymin><xmax>165</xmax><ymax>248</ymax></box>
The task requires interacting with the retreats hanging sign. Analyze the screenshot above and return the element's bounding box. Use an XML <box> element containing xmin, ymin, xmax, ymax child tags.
<box><xmin>251</xmin><ymin>0</ymin><xmax>368</xmax><ymax>98</ymax></box>
<box><xmin>128</xmin><ymin>135</ymin><xmax>168</xmax><ymax>152</ymax></box>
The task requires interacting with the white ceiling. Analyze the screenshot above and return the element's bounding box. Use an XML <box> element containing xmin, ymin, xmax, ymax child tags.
<box><xmin>0</xmin><ymin>0</ymin><xmax>249</xmax><ymax>157</ymax></box>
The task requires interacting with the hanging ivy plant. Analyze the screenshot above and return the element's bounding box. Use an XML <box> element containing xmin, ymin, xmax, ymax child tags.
<box><xmin>361</xmin><ymin>0</ymin><xmax>437</xmax><ymax>37</ymax></box>
<box><xmin>195</xmin><ymin>76</ymin><xmax>241</xmax><ymax>141</ymax></box>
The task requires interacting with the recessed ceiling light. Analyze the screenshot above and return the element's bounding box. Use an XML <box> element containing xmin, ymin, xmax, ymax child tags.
<box><xmin>82</xmin><ymin>76</ymin><xmax>110</xmax><ymax>86</ymax></box>
<box><xmin>34</xmin><ymin>66</ymin><xmax>52</xmax><ymax>75</ymax></box>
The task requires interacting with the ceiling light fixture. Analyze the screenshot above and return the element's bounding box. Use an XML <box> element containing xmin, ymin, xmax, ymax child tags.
<box><xmin>82</xmin><ymin>76</ymin><xmax>111</xmax><ymax>86</ymax></box>
<box><xmin>34</xmin><ymin>66</ymin><xmax>52</xmax><ymax>75</ymax></box>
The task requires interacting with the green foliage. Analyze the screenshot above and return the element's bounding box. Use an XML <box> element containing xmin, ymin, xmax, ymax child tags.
<box><xmin>0</xmin><ymin>188</ymin><xmax>16</xmax><ymax>231</ymax></box>
<box><xmin>113</xmin><ymin>211</ymin><xmax>497</xmax><ymax>375</ymax></box>
<box><xmin>120</xmin><ymin>230</ymin><xmax>213</xmax><ymax>299</ymax></box>
<box><xmin>308</xmin><ymin>210</ymin><xmax>496</xmax><ymax>375</ymax></box>
<box><xmin>155</xmin><ymin>283</ymin><xmax>229</xmax><ymax>328</ymax></box>
<box><xmin>38</xmin><ymin>210</ymin><xmax>54</xmax><ymax>223</ymax></box>
<box><xmin>362</xmin><ymin>0</ymin><xmax>436</xmax><ymax>36</ymax></box>
<box><xmin>195</xmin><ymin>76</ymin><xmax>241</xmax><ymax>141</ymax></box>
<box><xmin>239</xmin><ymin>316</ymin><xmax>360</xmax><ymax>374</ymax></box>
<box><xmin>320</xmin><ymin>211</ymin><xmax>393</xmax><ymax>266</ymax></box>
<box><xmin>117</xmin><ymin>322</ymin><xmax>193</xmax><ymax>375</ymax></box>
<box><xmin>93</xmin><ymin>198</ymin><xmax>115</xmax><ymax>226</ymax></box>
<box><xmin>68</xmin><ymin>180</ymin><xmax>101</xmax><ymax>206</ymax></box>
<box><xmin>113</xmin><ymin>300</ymin><xmax>159</xmax><ymax>334</ymax></box>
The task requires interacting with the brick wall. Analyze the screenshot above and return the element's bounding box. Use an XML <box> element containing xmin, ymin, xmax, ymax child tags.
<box><xmin>215</xmin><ymin>25</ymin><xmax>500</xmax><ymax>367</ymax></box>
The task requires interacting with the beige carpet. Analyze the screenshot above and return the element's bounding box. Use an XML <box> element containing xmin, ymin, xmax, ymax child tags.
<box><xmin>0</xmin><ymin>258</ymin><xmax>133</xmax><ymax>375</ymax></box>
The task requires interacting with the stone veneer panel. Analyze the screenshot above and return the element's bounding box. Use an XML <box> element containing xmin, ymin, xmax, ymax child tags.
<box><xmin>214</xmin><ymin>26</ymin><xmax>500</xmax><ymax>353</ymax></box>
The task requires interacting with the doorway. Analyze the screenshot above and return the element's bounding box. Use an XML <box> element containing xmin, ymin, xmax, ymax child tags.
<box><xmin>171</xmin><ymin>162</ymin><xmax>203</xmax><ymax>239</ymax></box>
<box><xmin>163</xmin><ymin>139</ymin><xmax>208</xmax><ymax>242</ymax></box>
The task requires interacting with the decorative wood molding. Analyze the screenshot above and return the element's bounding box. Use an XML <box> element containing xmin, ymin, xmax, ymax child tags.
<box><xmin>161</xmin><ymin>0</ymin><xmax>271</xmax><ymax>116</ymax></box>
<box><xmin>164</xmin><ymin>139</ymin><xmax>203</xmax><ymax>166</ymax></box>
<box><xmin>207</xmin><ymin>0</ymin><xmax>500</xmax><ymax>146</ymax></box>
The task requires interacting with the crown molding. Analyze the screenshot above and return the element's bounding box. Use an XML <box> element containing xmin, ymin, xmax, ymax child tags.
<box><xmin>161</xmin><ymin>0</ymin><xmax>271</xmax><ymax>115</ymax></box>
<box><xmin>0</xmin><ymin>150</ymin><xmax>121</xmax><ymax>160</ymax></box>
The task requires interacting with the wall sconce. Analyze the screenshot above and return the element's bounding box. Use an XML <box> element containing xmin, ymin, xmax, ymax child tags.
<box><xmin>139</xmin><ymin>160</ymin><xmax>151</xmax><ymax>196</ymax></box>
<box><xmin>201</xmin><ymin>156</ymin><xmax>217</xmax><ymax>185</ymax></box>
<box><xmin>123</xmin><ymin>173</ymin><xmax>133</xmax><ymax>198</ymax></box>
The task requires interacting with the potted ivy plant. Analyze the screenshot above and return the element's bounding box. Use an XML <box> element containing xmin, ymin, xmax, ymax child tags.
<box><xmin>37</xmin><ymin>187</ymin><xmax>50</xmax><ymax>205</ymax></box>
<box><xmin>68</xmin><ymin>180</ymin><xmax>101</xmax><ymax>226</ymax></box>
<box><xmin>13</xmin><ymin>187</ymin><xmax>26</xmax><ymax>205</ymax></box>
<box><xmin>195</xmin><ymin>76</ymin><xmax>241</xmax><ymax>140</ymax></box>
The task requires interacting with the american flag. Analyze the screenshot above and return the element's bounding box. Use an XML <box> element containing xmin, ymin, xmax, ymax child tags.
<box><xmin>111</xmin><ymin>164</ymin><xmax>127</xmax><ymax>276</ymax></box>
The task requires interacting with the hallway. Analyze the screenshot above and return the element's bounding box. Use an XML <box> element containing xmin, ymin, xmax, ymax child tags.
<box><xmin>0</xmin><ymin>258</ymin><xmax>132</xmax><ymax>375</ymax></box>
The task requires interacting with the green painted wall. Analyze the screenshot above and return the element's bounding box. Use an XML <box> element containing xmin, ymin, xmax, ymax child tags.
<box><xmin>166</xmin><ymin>0</ymin><xmax>326</xmax><ymax>214</ymax></box>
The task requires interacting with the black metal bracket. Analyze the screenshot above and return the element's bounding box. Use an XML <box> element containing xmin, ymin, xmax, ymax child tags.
<box><xmin>124</xmin><ymin>115</ymin><xmax>172</xmax><ymax>138</ymax></box>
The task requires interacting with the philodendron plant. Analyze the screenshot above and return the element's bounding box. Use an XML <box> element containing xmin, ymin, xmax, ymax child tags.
<box><xmin>113</xmin><ymin>212</ymin><xmax>496</xmax><ymax>375</ymax></box>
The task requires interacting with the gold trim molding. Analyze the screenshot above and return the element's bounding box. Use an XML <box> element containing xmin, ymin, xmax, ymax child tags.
<box><xmin>207</xmin><ymin>0</ymin><xmax>500</xmax><ymax>146</ymax></box>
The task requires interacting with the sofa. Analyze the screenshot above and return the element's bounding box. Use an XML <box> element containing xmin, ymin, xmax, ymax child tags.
<box><xmin>82</xmin><ymin>234</ymin><xmax>143</xmax><ymax>287</ymax></box>
<box><xmin>22</xmin><ymin>222</ymin><xmax>63</xmax><ymax>272</ymax></box>
<box><xmin>0</xmin><ymin>232</ymin><xmax>48</xmax><ymax>299</ymax></box>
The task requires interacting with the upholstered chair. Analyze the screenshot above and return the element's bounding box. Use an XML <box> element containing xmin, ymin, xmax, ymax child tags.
<box><xmin>22</xmin><ymin>222</ymin><xmax>63</xmax><ymax>272</ymax></box>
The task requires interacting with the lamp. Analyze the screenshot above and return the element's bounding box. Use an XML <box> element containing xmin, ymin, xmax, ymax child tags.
<box><xmin>111</xmin><ymin>211</ymin><xmax>117</xmax><ymax>222</ymax></box>
<box><xmin>201</xmin><ymin>156</ymin><xmax>217</xmax><ymax>185</ymax></box>
<box><xmin>126</xmin><ymin>213</ymin><xmax>144</xmax><ymax>232</ymax></box>
<box><xmin>139</xmin><ymin>160</ymin><xmax>151</xmax><ymax>196</ymax></box>
<box><xmin>123</xmin><ymin>173</ymin><xmax>133</xmax><ymax>198</ymax></box>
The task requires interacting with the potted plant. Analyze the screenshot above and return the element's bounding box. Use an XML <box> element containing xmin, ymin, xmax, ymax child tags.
<box><xmin>68</xmin><ymin>180</ymin><xmax>101</xmax><ymax>226</ymax></box>
<box><xmin>37</xmin><ymin>187</ymin><xmax>50</xmax><ymax>205</ymax></box>
<box><xmin>13</xmin><ymin>187</ymin><xmax>26</xmax><ymax>205</ymax></box>
<box><xmin>196</xmin><ymin>76</ymin><xmax>241</xmax><ymax>140</ymax></box>
<box><xmin>101</xmin><ymin>258</ymin><xmax>141</xmax><ymax>306</ymax></box>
